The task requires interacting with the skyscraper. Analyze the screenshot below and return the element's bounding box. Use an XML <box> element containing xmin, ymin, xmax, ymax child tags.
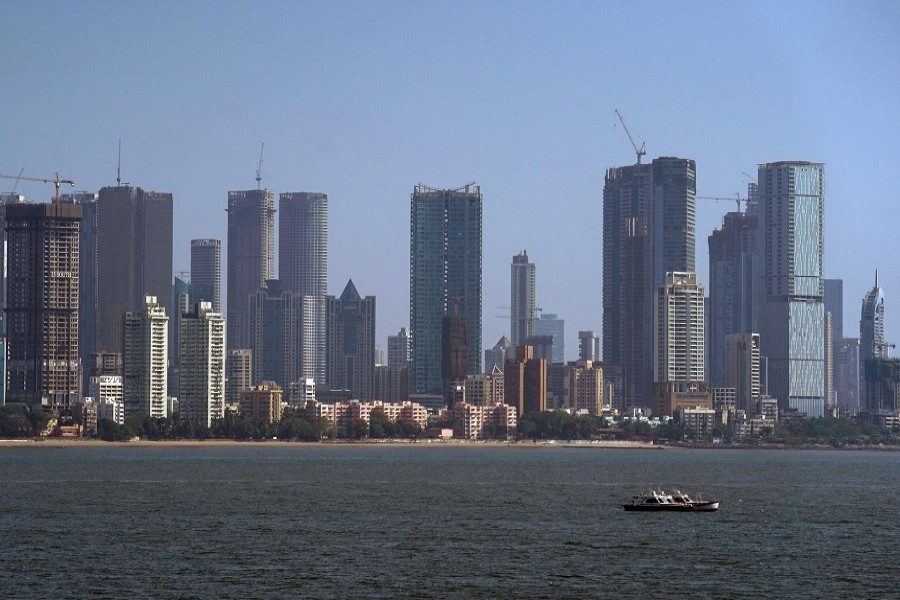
<box><xmin>325</xmin><ymin>280</ymin><xmax>375</xmax><ymax>400</ymax></box>
<box><xmin>388</xmin><ymin>327</ymin><xmax>411</xmax><ymax>367</ymax></box>
<box><xmin>824</xmin><ymin>279</ymin><xmax>843</xmax><ymax>413</ymax></box>
<box><xmin>409</xmin><ymin>183</ymin><xmax>482</xmax><ymax>394</ymax></box>
<box><xmin>248</xmin><ymin>280</ymin><xmax>312</xmax><ymax>390</ymax></box>
<box><xmin>190</xmin><ymin>239</ymin><xmax>221</xmax><ymax>313</ymax></box>
<box><xmin>835</xmin><ymin>338</ymin><xmax>861</xmax><ymax>411</ymax></box>
<box><xmin>707</xmin><ymin>211</ymin><xmax>758</xmax><ymax>386</ymax></box>
<box><xmin>280</xmin><ymin>192</ymin><xmax>328</xmax><ymax>386</ymax></box>
<box><xmin>123</xmin><ymin>296</ymin><xmax>168</xmax><ymax>418</ymax></box>
<box><xmin>0</xmin><ymin>192</ymin><xmax>27</xmax><ymax>337</ymax></box>
<box><xmin>225</xmin><ymin>349</ymin><xmax>253</xmax><ymax>410</ymax></box>
<box><xmin>602</xmin><ymin>157</ymin><xmax>695</xmax><ymax>408</ymax></box>
<box><xmin>60</xmin><ymin>192</ymin><xmax>98</xmax><ymax>389</ymax></box>
<box><xmin>534</xmin><ymin>313</ymin><xmax>565</xmax><ymax>364</ymax></box>
<box><xmin>655</xmin><ymin>272</ymin><xmax>705</xmax><ymax>383</ymax></box>
<box><xmin>226</xmin><ymin>189</ymin><xmax>275</xmax><ymax>353</ymax></box>
<box><xmin>5</xmin><ymin>202</ymin><xmax>82</xmax><ymax>410</ymax></box>
<box><xmin>578</xmin><ymin>330</ymin><xmax>599</xmax><ymax>362</ymax></box>
<box><xmin>179</xmin><ymin>301</ymin><xmax>225</xmax><ymax>427</ymax></box>
<box><xmin>510</xmin><ymin>251</ymin><xmax>536</xmax><ymax>349</ymax></box>
<box><xmin>171</xmin><ymin>276</ymin><xmax>190</xmax><ymax>370</ymax></box>
<box><xmin>724</xmin><ymin>332</ymin><xmax>761</xmax><ymax>413</ymax></box>
<box><xmin>860</xmin><ymin>271</ymin><xmax>886</xmax><ymax>409</ymax></box>
<box><xmin>96</xmin><ymin>185</ymin><xmax>173</xmax><ymax>359</ymax></box>
<box><xmin>757</xmin><ymin>161</ymin><xmax>825</xmax><ymax>417</ymax></box>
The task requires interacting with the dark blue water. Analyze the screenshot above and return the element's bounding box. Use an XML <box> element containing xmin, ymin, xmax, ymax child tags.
<box><xmin>1</xmin><ymin>444</ymin><xmax>897</xmax><ymax>599</ymax></box>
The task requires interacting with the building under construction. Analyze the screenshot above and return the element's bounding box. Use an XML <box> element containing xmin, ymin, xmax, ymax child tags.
<box><xmin>5</xmin><ymin>202</ymin><xmax>82</xmax><ymax>410</ymax></box>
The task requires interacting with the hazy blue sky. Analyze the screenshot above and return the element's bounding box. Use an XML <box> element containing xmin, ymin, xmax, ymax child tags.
<box><xmin>4</xmin><ymin>1</ymin><xmax>899</xmax><ymax>357</ymax></box>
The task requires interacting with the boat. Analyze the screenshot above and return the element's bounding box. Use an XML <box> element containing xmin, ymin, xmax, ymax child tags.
<box><xmin>671</xmin><ymin>490</ymin><xmax>720</xmax><ymax>512</ymax></box>
<box><xmin>622</xmin><ymin>489</ymin><xmax>719</xmax><ymax>512</ymax></box>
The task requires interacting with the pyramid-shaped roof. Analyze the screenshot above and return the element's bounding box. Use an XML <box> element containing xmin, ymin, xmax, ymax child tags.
<box><xmin>340</xmin><ymin>279</ymin><xmax>361</xmax><ymax>302</ymax></box>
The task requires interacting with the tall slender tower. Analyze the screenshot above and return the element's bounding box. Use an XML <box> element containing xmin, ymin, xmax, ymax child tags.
<box><xmin>510</xmin><ymin>251</ymin><xmax>536</xmax><ymax>349</ymax></box>
<box><xmin>409</xmin><ymin>183</ymin><xmax>483</xmax><ymax>395</ymax></box>
<box><xmin>655</xmin><ymin>272</ymin><xmax>705</xmax><ymax>383</ymax></box>
<box><xmin>707</xmin><ymin>211</ymin><xmax>758</xmax><ymax>386</ymax></box>
<box><xmin>179</xmin><ymin>301</ymin><xmax>225</xmax><ymax>427</ymax></box>
<box><xmin>860</xmin><ymin>271</ymin><xmax>886</xmax><ymax>409</ymax></box>
<box><xmin>757</xmin><ymin>161</ymin><xmax>825</xmax><ymax>416</ymax></box>
<box><xmin>190</xmin><ymin>239</ymin><xmax>221</xmax><ymax>312</ymax></box>
<box><xmin>279</xmin><ymin>192</ymin><xmax>328</xmax><ymax>386</ymax></box>
<box><xmin>5</xmin><ymin>203</ymin><xmax>82</xmax><ymax>410</ymax></box>
<box><xmin>226</xmin><ymin>189</ymin><xmax>275</xmax><ymax>353</ymax></box>
<box><xmin>123</xmin><ymin>296</ymin><xmax>169</xmax><ymax>418</ymax></box>
<box><xmin>602</xmin><ymin>157</ymin><xmax>695</xmax><ymax>409</ymax></box>
<box><xmin>96</xmin><ymin>186</ymin><xmax>173</xmax><ymax>359</ymax></box>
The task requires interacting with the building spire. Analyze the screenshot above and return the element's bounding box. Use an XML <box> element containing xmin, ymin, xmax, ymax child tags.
<box><xmin>875</xmin><ymin>268</ymin><xmax>879</xmax><ymax>289</ymax></box>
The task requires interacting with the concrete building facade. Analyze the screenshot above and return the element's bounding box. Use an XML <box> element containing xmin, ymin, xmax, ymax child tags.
<box><xmin>123</xmin><ymin>296</ymin><xmax>169</xmax><ymax>418</ymax></box>
<box><xmin>325</xmin><ymin>280</ymin><xmax>375</xmax><ymax>400</ymax></box>
<box><xmin>655</xmin><ymin>272</ymin><xmax>705</xmax><ymax>383</ymax></box>
<box><xmin>179</xmin><ymin>301</ymin><xmax>225</xmax><ymax>427</ymax></box>
<box><xmin>190</xmin><ymin>238</ymin><xmax>221</xmax><ymax>313</ymax></box>
<box><xmin>510</xmin><ymin>251</ymin><xmax>536</xmax><ymax>349</ymax></box>
<box><xmin>5</xmin><ymin>202</ymin><xmax>82</xmax><ymax>410</ymax></box>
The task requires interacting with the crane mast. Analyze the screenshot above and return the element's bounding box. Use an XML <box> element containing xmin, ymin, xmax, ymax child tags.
<box><xmin>255</xmin><ymin>143</ymin><xmax>264</xmax><ymax>190</ymax></box>
<box><xmin>614</xmin><ymin>109</ymin><xmax>646</xmax><ymax>164</ymax></box>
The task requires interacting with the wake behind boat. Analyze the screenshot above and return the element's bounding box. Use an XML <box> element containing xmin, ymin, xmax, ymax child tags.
<box><xmin>623</xmin><ymin>489</ymin><xmax>720</xmax><ymax>512</ymax></box>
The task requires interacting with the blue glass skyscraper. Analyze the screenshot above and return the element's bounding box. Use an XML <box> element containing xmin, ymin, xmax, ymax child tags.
<box><xmin>758</xmin><ymin>161</ymin><xmax>825</xmax><ymax>417</ymax></box>
<box><xmin>409</xmin><ymin>183</ymin><xmax>482</xmax><ymax>395</ymax></box>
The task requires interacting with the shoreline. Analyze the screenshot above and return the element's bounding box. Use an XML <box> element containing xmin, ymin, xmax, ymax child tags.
<box><xmin>1</xmin><ymin>438</ymin><xmax>898</xmax><ymax>451</ymax></box>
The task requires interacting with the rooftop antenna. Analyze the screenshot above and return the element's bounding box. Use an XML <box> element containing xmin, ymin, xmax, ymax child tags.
<box><xmin>116</xmin><ymin>139</ymin><xmax>122</xmax><ymax>186</ymax></box>
<box><xmin>255</xmin><ymin>142</ymin><xmax>264</xmax><ymax>190</ymax></box>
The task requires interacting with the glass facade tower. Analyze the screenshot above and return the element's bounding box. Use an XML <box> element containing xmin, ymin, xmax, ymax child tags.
<box><xmin>409</xmin><ymin>183</ymin><xmax>482</xmax><ymax>395</ymax></box>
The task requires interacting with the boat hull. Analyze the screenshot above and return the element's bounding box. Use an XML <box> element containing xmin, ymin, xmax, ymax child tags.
<box><xmin>622</xmin><ymin>504</ymin><xmax>695</xmax><ymax>512</ymax></box>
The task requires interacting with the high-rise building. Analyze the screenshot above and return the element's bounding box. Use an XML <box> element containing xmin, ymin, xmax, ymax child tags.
<box><xmin>123</xmin><ymin>296</ymin><xmax>169</xmax><ymax>418</ymax></box>
<box><xmin>409</xmin><ymin>183</ymin><xmax>482</xmax><ymax>394</ymax></box>
<box><xmin>835</xmin><ymin>338</ymin><xmax>861</xmax><ymax>412</ymax></box>
<box><xmin>88</xmin><ymin>375</ymin><xmax>124</xmax><ymax>411</ymax></box>
<box><xmin>179</xmin><ymin>301</ymin><xmax>225</xmax><ymax>427</ymax></box>
<box><xmin>724</xmin><ymin>333</ymin><xmax>761</xmax><ymax>413</ymax></box>
<box><xmin>96</xmin><ymin>186</ymin><xmax>173</xmax><ymax>359</ymax></box>
<box><xmin>578</xmin><ymin>330</ymin><xmax>599</xmax><ymax>362</ymax></box>
<box><xmin>510</xmin><ymin>251</ymin><xmax>536</xmax><ymax>349</ymax></box>
<box><xmin>504</xmin><ymin>345</ymin><xmax>546</xmax><ymax>417</ymax></box>
<box><xmin>388</xmin><ymin>327</ymin><xmax>411</xmax><ymax>367</ymax></box>
<box><xmin>534</xmin><ymin>313</ymin><xmax>565</xmax><ymax>364</ymax></box>
<box><xmin>863</xmin><ymin>358</ymin><xmax>900</xmax><ymax>415</ymax></box>
<box><xmin>655</xmin><ymin>272</ymin><xmax>705</xmax><ymax>383</ymax></box>
<box><xmin>824</xmin><ymin>279</ymin><xmax>843</xmax><ymax>413</ymax></box>
<box><xmin>484</xmin><ymin>336</ymin><xmax>511</xmax><ymax>374</ymax></box>
<box><xmin>226</xmin><ymin>189</ymin><xmax>275</xmax><ymax>353</ymax></box>
<box><xmin>860</xmin><ymin>271</ymin><xmax>886</xmax><ymax>409</ymax></box>
<box><xmin>568</xmin><ymin>359</ymin><xmax>604</xmax><ymax>415</ymax></box>
<box><xmin>757</xmin><ymin>162</ymin><xmax>825</xmax><ymax>417</ymax></box>
<box><xmin>602</xmin><ymin>157</ymin><xmax>696</xmax><ymax>409</ymax></box>
<box><xmin>441</xmin><ymin>310</ymin><xmax>469</xmax><ymax>405</ymax></box>
<box><xmin>225</xmin><ymin>349</ymin><xmax>253</xmax><ymax>410</ymax></box>
<box><xmin>171</xmin><ymin>276</ymin><xmax>190</xmax><ymax>370</ymax></box>
<box><xmin>707</xmin><ymin>211</ymin><xmax>758</xmax><ymax>386</ymax></box>
<box><xmin>325</xmin><ymin>280</ymin><xmax>375</xmax><ymax>400</ymax></box>
<box><xmin>0</xmin><ymin>193</ymin><xmax>27</xmax><ymax>337</ymax></box>
<box><xmin>248</xmin><ymin>280</ymin><xmax>311</xmax><ymax>390</ymax></box>
<box><xmin>279</xmin><ymin>192</ymin><xmax>328</xmax><ymax>386</ymax></box>
<box><xmin>190</xmin><ymin>239</ymin><xmax>221</xmax><ymax>313</ymax></box>
<box><xmin>239</xmin><ymin>381</ymin><xmax>283</xmax><ymax>424</ymax></box>
<box><xmin>5</xmin><ymin>203</ymin><xmax>82</xmax><ymax>410</ymax></box>
<box><xmin>374</xmin><ymin>365</ymin><xmax>409</xmax><ymax>404</ymax></box>
<box><xmin>824</xmin><ymin>311</ymin><xmax>835</xmax><ymax>413</ymax></box>
<box><xmin>374</xmin><ymin>344</ymin><xmax>385</xmax><ymax>367</ymax></box>
<box><xmin>60</xmin><ymin>192</ymin><xmax>98</xmax><ymax>389</ymax></box>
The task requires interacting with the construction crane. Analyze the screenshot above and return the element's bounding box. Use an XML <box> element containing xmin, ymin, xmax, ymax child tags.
<box><xmin>9</xmin><ymin>167</ymin><xmax>25</xmax><ymax>194</ymax></box>
<box><xmin>696</xmin><ymin>194</ymin><xmax>748</xmax><ymax>213</ymax></box>
<box><xmin>0</xmin><ymin>171</ymin><xmax>75</xmax><ymax>203</ymax></box>
<box><xmin>255</xmin><ymin>142</ymin><xmax>264</xmax><ymax>190</ymax></box>
<box><xmin>614</xmin><ymin>109</ymin><xmax>646</xmax><ymax>164</ymax></box>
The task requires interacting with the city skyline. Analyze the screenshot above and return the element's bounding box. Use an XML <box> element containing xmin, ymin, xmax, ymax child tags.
<box><xmin>3</xmin><ymin>2</ymin><xmax>899</xmax><ymax>355</ymax></box>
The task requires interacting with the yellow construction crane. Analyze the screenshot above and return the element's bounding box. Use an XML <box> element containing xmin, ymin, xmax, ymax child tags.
<box><xmin>614</xmin><ymin>109</ymin><xmax>646</xmax><ymax>164</ymax></box>
<box><xmin>696</xmin><ymin>194</ymin><xmax>748</xmax><ymax>213</ymax></box>
<box><xmin>0</xmin><ymin>171</ymin><xmax>75</xmax><ymax>203</ymax></box>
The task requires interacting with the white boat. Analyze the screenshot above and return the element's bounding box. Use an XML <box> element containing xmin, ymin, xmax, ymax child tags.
<box><xmin>623</xmin><ymin>489</ymin><xmax>720</xmax><ymax>512</ymax></box>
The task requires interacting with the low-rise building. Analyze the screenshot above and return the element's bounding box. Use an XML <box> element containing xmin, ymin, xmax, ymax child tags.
<box><xmin>239</xmin><ymin>381</ymin><xmax>284</xmax><ymax>424</ymax></box>
<box><xmin>448</xmin><ymin>401</ymin><xmax>517</xmax><ymax>440</ymax></box>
